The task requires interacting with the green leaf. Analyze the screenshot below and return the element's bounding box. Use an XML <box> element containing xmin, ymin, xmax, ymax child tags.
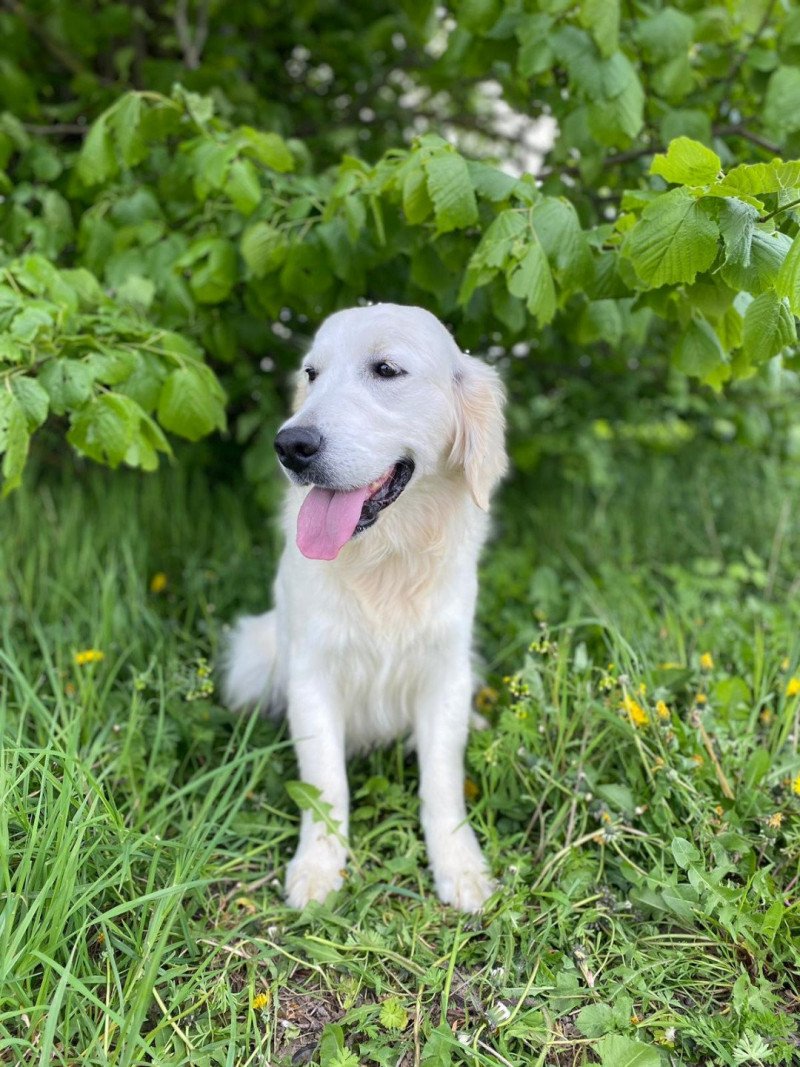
<box><xmin>39</xmin><ymin>360</ymin><xmax>95</xmax><ymax>415</ymax></box>
<box><xmin>458</xmin><ymin>0</ymin><xmax>500</xmax><ymax>33</ymax></box>
<box><xmin>225</xmin><ymin>158</ymin><xmax>262</xmax><ymax>215</ymax></box>
<box><xmin>580</xmin><ymin>0</ymin><xmax>619</xmax><ymax>57</ymax></box>
<box><xmin>116</xmin><ymin>275</ymin><xmax>155</xmax><ymax>311</ymax></box>
<box><xmin>319</xmin><ymin>1024</ymin><xmax>352</xmax><ymax>1067</ymax></box>
<box><xmin>285</xmin><ymin>780</ymin><xmax>345</xmax><ymax>841</ymax></box>
<box><xmin>157</xmin><ymin>364</ymin><xmax>226</xmax><ymax>442</ymax></box>
<box><xmin>575</xmin><ymin>1002</ymin><xmax>615</xmax><ymax>1037</ymax></box>
<box><xmin>241</xmin><ymin>222</ymin><xmax>288</xmax><ymax>277</ymax></box>
<box><xmin>634</xmin><ymin>8</ymin><xmax>694</xmax><ymax>61</ymax></box>
<box><xmin>76</xmin><ymin>114</ymin><xmax>117</xmax><ymax>186</ymax></box>
<box><xmin>11</xmin><ymin>376</ymin><xmax>49</xmax><ymax>428</ymax></box>
<box><xmin>507</xmin><ymin>239</ymin><xmax>556</xmax><ymax>325</ymax></box>
<box><xmin>0</xmin><ymin>392</ymin><xmax>30</xmax><ymax>495</ymax></box>
<box><xmin>763</xmin><ymin>66</ymin><xmax>800</xmax><ymax>135</ymax></box>
<box><xmin>516</xmin><ymin>14</ymin><xmax>554</xmax><ymax>77</ymax></box>
<box><xmin>720</xmin><ymin>229</ymin><xmax>792</xmax><ymax>294</ymax></box>
<box><xmin>672</xmin><ymin>319</ymin><xmax>726</xmax><ymax>382</ymax></box>
<box><xmin>85</xmin><ymin>349</ymin><xmax>138</xmax><ymax>387</ymax></box>
<box><xmin>239</xmin><ymin>127</ymin><xmax>294</xmax><ymax>172</ymax></box>
<box><xmin>423</xmin><ymin>150</ymin><xmax>479</xmax><ymax>234</ymax></box>
<box><xmin>587</xmin><ymin>52</ymin><xmax>644</xmax><ymax>144</ymax></box>
<box><xmin>469</xmin><ymin>210</ymin><xmax>527</xmax><ymax>272</ymax></box>
<box><xmin>762</xmin><ymin>899</ymin><xmax>784</xmax><ymax>943</ymax></box>
<box><xmin>715</xmin><ymin>160</ymin><xmax>800</xmax><ymax>197</ymax></box>
<box><xmin>117</xmin><ymin>353</ymin><xmax>166</xmax><ymax>412</ymax></box>
<box><xmin>650</xmin><ymin>137</ymin><xmax>721</xmax><ymax>186</ymax></box>
<box><xmin>179</xmin><ymin>237</ymin><xmax>238</xmax><ymax>305</ymax></box>
<box><xmin>717</xmin><ymin>199</ymin><xmax>758</xmax><ymax>268</ymax></box>
<box><xmin>421</xmin><ymin>1021</ymin><xmax>457</xmax><ymax>1066</ymax></box>
<box><xmin>531</xmin><ymin>197</ymin><xmax>594</xmax><ymax>287</ymax></box>
<box><xmin>775</xmin><ymin>233</ymin><xmax>800</xmax><ymax>314</ymax></box>
<box><xmin>672</xmin><ymin>836</ymin><xmax>701</xmax><ymax>869</ymax></box>
<box><xmin>10</xmin><ymin>306</ymin><xmax>54</xmax><ymax>343</ymax></box>
<box><xmin>742</xmin><ymin>292</ymin><xmax>796</xmax><ymax>364</ymax></box>
<box><xmin>622</xmin><ymin>188</ymin><xmax>719</xmax><ymax>287</ymax></box>
<box><xmin>379</xmin><ymin>997</ymin><xmax>409</xmax><ymax>1031</ymax></box>
<box><xmin>467</xmin><ymin>161</ymin><xmax>517</xmax><ymax>202</ymax></box>
<box><xmin>110</xmin><ymin>93</ymin><xmax>147</xmax><ymax>167</ymax></box>
<box><xmin>597</xmin><ymin>1035</ymin><xmax>661</xmax><ymax>1067</ymax></box>
<box><xmin>67</xmin><ymin>393</ymin><xmax>138</xmax><ymax>467</ymax></box>
<box><xmin>403</xmin><ymin>165</ymin><xmax>434</xmax><ymax>224</ymax></box>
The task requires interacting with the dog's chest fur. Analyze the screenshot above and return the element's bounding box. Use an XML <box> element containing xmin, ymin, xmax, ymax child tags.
<box><xmin>276</xmin><ymin>477</ymin><xmax>485</xmax><ymax>750</ymax></box>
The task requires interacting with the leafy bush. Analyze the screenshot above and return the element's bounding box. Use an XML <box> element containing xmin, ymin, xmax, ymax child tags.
<box><xmin>2</xmin><ymin>1</ymin><xmax>800</xmax><ymax>493</ymax></box>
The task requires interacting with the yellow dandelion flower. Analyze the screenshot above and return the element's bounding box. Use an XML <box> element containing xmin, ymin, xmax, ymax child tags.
<box><xmin>74</xmin><ymin>649</ymin><xmax>105</xmax><ymax>666</ymax></box>
<box><xmin>767</xmin><ymin>813</ymin><xmax>784</xmax><ymax>829</ymax></box>
<box><xmin>792</xmin><ymin>774</ymin><xmax>800</xmax><ymax>796</ymax></box>
<box><xmin>252</xmin><ymin>991</ymin><xmax>270</xmax><ymax>1010</ymax></box>
<box><xmin>700</xmin><ymin>652</ymin><xmax>714</xmax><ymax>671</ymax></box>
<box><xmin>786</xmin><ymin>678</ymin><xmax>800</xmax><ymax>698</ymax></box>
<box><xmin>714</xmin><ymin>805</ymin><xmax>724</xmax><ymax>816</ymax></box>
<box><xmin>656</xmin><ymin>700</ymin><xmax>670</xmax><ymax>719</ymax></box>
<box><xmin>622</xmin><ymin>695</ymin><xmax>649</xmax><ymax>727</ymax></box>
<box><xmin>630</xmin><ymin>1015</ymin><xmax>640</xmax><ymax>1025</ymax></box>
<box><xmin>695</xmin><ymin>693</ymin><xmax>707</xmax><ymax>705</ymax></box>
<box><xmin>150</xmin><ymin>571</ymin><xmax>168</xmax><ymax>594</ymax></box>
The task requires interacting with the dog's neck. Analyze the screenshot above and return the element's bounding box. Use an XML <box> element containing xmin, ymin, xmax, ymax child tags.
<box><xmin>331</xmin><ymin>471</ymin><xmax>484</xmax><ymax>626</ymax></box>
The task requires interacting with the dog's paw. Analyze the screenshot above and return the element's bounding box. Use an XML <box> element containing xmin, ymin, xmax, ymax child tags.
<box><xmin>435</xmin><ymin>862</ymin><xmax>495</xmax><ymax>913</ymax></box>
<box><xmin>285</xmin><ymin>841</ymin><xmax>346</xmax><ymax>908</ymax></box>
<box><xmin>430</xmin><ymin>835</ymin><xmax>495</xmax><ymax>913</ymax></box>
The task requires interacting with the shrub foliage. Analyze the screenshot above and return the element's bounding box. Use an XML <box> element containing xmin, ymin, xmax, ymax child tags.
<box><xmin>2</xmin><ymin>1</ymin><xmax>800</xmax><ymax>489</ymax></box>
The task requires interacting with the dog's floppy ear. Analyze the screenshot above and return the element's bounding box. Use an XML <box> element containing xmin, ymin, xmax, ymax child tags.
<box><xmin>450</xmin><ymin>354</ymin><xmax>508</xmax><ymax>510</ymax></box>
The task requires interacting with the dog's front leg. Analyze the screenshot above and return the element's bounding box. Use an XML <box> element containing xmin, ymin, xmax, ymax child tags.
<box><xmin>415</xmin><ymin>669</ymin><xmax>495</xmax><ymax>913</ymax></box>
<box><xmin>285</xmin><ymin>673</ymin><xmax>349</xmax><ymax>908</ymax></box>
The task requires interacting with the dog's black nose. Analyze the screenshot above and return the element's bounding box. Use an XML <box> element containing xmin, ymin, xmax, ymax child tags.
<box><xmin>274</xmin><ymin>426</ymin><xmax>323</xmax><ymax>472</ymax></box>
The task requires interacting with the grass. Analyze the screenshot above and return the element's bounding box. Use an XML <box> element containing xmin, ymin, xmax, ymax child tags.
<box><xmin>2</xmin><ymin>443</ymin><xmax>800</xmax><ymax>1067</ymax></box>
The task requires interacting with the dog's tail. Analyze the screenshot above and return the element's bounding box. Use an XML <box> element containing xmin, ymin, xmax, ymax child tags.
<box><xmin>222</xmin><ymin>611</ymin><xmax>283</xmax><ymax>715</ymax></box>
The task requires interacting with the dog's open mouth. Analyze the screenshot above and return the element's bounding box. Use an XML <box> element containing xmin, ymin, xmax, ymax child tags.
<box><xmin>296</xmin><ymin>459</ymin><xmax>414</xmax><ymax>561</ymax></box>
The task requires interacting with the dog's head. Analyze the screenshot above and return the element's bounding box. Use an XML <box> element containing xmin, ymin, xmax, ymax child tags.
<box><xmin>275</xmin><ymin>303</ymin><xmax>507</xmax><ymax>560</ymax></box>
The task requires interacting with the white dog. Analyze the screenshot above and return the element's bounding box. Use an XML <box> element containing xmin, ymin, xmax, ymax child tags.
<box><xmin>223</xmin><ymin>303</ymin><xmax>507</xmax><ymax>912</ymax></box>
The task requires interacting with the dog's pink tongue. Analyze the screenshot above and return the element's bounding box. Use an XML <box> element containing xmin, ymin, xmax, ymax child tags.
<box><xmin>296</xmin><ymin>485</ymin><xmax>370</xmax><ymax>560</ymax></box>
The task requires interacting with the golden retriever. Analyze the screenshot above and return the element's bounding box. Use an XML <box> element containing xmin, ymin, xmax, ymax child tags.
<box><xmin>223</xmin><ymin>303</ymin><xmax>507</xmax><ymax>911</ymax></box>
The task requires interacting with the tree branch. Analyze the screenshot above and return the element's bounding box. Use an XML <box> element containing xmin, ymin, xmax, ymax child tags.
<box><xmin>174</xmin><ymin>0</ymin><xmax>210</xmax><ymax>71</ymax></box>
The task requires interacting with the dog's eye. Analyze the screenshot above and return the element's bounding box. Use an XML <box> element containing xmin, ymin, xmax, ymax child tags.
<box><xmin>305</xmin><ymin>367</ymin><xmax>318</xmax><ymax>382</ymax></box>
<box><xmin>372</xmin><ymin>361</ymin><xmax>404</xmax><ymax>379</ymax></box>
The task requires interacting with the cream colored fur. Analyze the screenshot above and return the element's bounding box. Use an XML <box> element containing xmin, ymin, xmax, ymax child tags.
<box><xmin>223</xmin><ymin>303</ymin><xmax>507</xmax><ymax>912</ymax></box>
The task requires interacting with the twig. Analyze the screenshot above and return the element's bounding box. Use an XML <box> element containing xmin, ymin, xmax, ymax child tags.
<box><xmin>714</xmin><ymin>124</ymin><xmax>780</xmax><ymax>156</ymax></box>
<box><xmin>174</xmin><ymin>0</ymin><xmax>210</xmax><ymax>70</ymax></box>
<box><xmin>691</xmin><ymin>711</ymin><xmax>735</xmax><ymax>800</ymax></box>
<box><xmin>220</xmin><ymin>867</ymin><xmax>279</xmax><ymax>909</ymax></box>
<box><xmin>152</xmin><ymin>987</ymin><xmax>195</xmax><ymax>1052</ymax></box>
<box><xmin>760</xmin><ymin>195</ymin><xmax>800</xmax><ymax>224</ymax></box>
<box><xmin>22</xmin><ymin>123</ymin><xmax>88</xmax><ymax>137</ymax></box>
